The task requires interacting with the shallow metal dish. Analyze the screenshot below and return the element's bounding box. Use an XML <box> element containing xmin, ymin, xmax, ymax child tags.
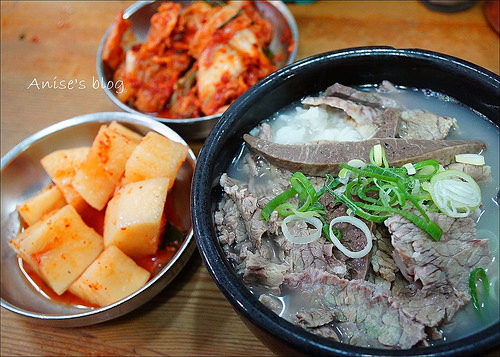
<box><xmin>96</xmin><ymin>0</ymin><xmax>299</xmax><ymax>140</ymax></box>
<box><xmin>1</xmin><ymin>112</ymin><xmax>197</xmax><ymax>327</ymax></box>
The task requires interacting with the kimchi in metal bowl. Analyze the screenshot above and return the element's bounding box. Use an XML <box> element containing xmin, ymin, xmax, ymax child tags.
<box><xmin>96</xmin><ymin>0</ymin><xmax>298</xmax><ymax>140</ymax></box>
<box><xmin>191</xmin><ymin>47</ymin><xmax>500</xmax><ymax>356</ymax></box>
<box><xmin>1</xmin><ymin>112</ymin><xmax>196</xmax><ymax>327</ymax></box>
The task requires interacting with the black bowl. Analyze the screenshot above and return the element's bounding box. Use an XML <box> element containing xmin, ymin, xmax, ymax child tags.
<box><xmin>191</xmin><ymin>47</ymin><xmax>500</xmax><ymax>356</ymax></box>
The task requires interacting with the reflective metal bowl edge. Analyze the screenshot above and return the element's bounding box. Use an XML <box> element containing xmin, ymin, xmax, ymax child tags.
<box><xmin>1</xmin><ymin>112</ymin><xmax>197</xmax><ymax>327</ymax></box>
<box><xmin>96</xmin><ymin>0</ymin><xmax>299</xmax><ymax>140</ymax></box>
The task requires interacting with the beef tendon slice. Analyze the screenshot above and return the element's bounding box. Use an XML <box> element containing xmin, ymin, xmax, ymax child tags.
<box><xmin>243</xmin><ymin>134</ymin><xmax>486</xmax><ymax>176</ymax></box>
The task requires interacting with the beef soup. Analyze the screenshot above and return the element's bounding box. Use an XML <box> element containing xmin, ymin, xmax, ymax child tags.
<box><xmin>214</xmin><ymin>81</ymin><xmax>499</xmax><ymax>349</ymax></box>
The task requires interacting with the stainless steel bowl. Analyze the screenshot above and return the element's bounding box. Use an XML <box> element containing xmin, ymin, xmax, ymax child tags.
<box><xmin>1</xmin><ymin>112</ymin><xmax>196</xmax><ymax>327</ymax></box>
<box><xmin>96</xmin><ymin>0</ymin><xmax>299</xmax><ymax>140</ymax></box>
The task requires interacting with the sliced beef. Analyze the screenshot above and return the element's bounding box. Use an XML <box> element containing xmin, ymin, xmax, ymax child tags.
<box><xmin>215</xmin><ymin>197</ymin><xmax>248</xmax><ymax>247</ymax></box>
<box><xmin>280</xmin><ymin>237</ymin><xmax>347</xmax><ymax>277</ymax></box>
<box><xmin>242</xmin><ymin>251</ymin><xmax>289</xmax><ymax>292</ymax></box>
<box><xmin>391</xmin><ymin>275</ymin><xmax>467</xmax><ymax>328</ymax></box>
<box><xmin>267</xmin><ymin>210</ymin><xmax>347</xmax><ymax>278</ymax></box>
<box><xmin>399</xmin><ymin>109</ymin><xmax>457</xmax><ymax>140</ymax></box>
<box><xmin>256</xmin><ymin>122</ymin><xmax>274</xmax><ymax>141</ymax></box>
<box><xmin>319</xmin><ymin>195</ymin><xmax>371</xmax><ymax>280</ymax></box>
<box><xmin>296</xmin><ymin>309</ymin><xmax>341</xmax><ymax>341</ymax></box>
<box><xmin>244</xmin><ymin>133</ymin><xmax>486</xmax><ymax>176</ymax></box>
<box><xmin>447</xmin><ymin>162</ymin><xmax>492</xmax><ymax>182</ymax></box>
<box><xmin>385</xmin><ymin>210</ymin><xmax>492</xmax><ymax>294</ymax></box>
<box><xmin>304</xmin><ymin>82</ymin><xmax>457</xmax><ymax>140</ymax></box>
<box><xmin>303</xmin><ymin>324</ymin><xmax>342</xmax><ymax>341</ymax></box>
<box><xmin>370</xmin><ymin>225</ymin><xmax>399</xmax><ymax>284</ymax></box>
<box><xmin>220</xmin><ymin>173</ymin><xmax>268</xmax><ymax>247</ymax></box>
<box><xmin>302</xmin><ymin>95</ymin><xmax>382</xmax><ymax>138</ymax></box>
<box><xmin>284</xmin><ymin>268</ymin><xmax>427</xmax><ymax>349</ymax></box>
<box><xmin>372</xmin><ymin>108</ymin><xmax>400</xmax><ymax>138</ymax></box>
<box><xmin>324</xmin><ymin>82</ymin><xmax>401</xmax><ymax>109</ymax></box>
<box><xmin>296</xmin><ymin>308</ymin><xmax>336</xmax><ymax>328</ymax></box>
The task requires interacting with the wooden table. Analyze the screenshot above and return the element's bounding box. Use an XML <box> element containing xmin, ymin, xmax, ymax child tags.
<box><xmin>1</xmin><ymin>1</ymin><xmax>498</xmax><ymax>356</ymax></box>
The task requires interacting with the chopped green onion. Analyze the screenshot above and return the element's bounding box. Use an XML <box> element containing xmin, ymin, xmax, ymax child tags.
<box><xmin>261</xmin><ymin>187</ymin><xmax>296</xmax><ymax>221</ymax></box>
<box><xmin>324</xmin><ymin>175</ymin><xmax>389</xmax><ymax>224</ymax></box>
<box><xmin>425</xmin><ymin>169</ymin><xmax>481</xmax><ymax>218</ymax></box>
<box><xmin>369</xmin><ymin>144</ymin><xmax>388</xmax><ymax>168</ymax></box>
<box><xmin>340</xmin><ymin>163</ymin><xmax>407</xmax><ymax>185</ymax></box>
<box><xmin>355</xmin><ymin>201</ymin><xmax>442</xmax><ymax>241</ymax></box>
<box><xmin>347</xmin><ymin>159</ymin><xmax>366</xmax><ymax>168</ymax></box>
<box><xmin>290</xmin><ymin>171</ymin><xmax>318</xmax><ymax>207</ymax></box>
<box><xmin>413</xmin><ymin>159</ymin><xmax>440</xmax><ymax>181</ymax></box>
<box><xmin>455</xmin><ymin>153</ymin><xmax>485</xmax><ymax>166</ymax></box>
<box><xmin>403</xmin><ymin>163</ymin><xmax>416</xmax><ymax>175</ymax></box>
<box><xmin>338</xmin><ymin>167</ymin><xmax>350</xmax><ymax>179</ymax></box>
<box><xmin>469</xmin><ymin>267</ymin><xmax>489</xmax><ymax>313</ymax></box>
<box><xmin>338</xmin><ymin>155</ymin><xmax>443</xmax><ymax>240</ymax></box>
<box><xmin>260</xmin><ymin>145</ymin><xmax>483</xmax><ymax>243</ymax></box>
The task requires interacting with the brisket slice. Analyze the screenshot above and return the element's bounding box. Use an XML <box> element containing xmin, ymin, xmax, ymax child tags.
<box><xmin>369</xmin><ymin>224</ymin><xmax>467</xmax><ymax>329</ymax></box>
<box><xmin>284</xmin><ymin>268</ymin><xmax>427</xmax><ymax>349</ymax></box>
<box><xmin>302</xmin><ymin>95</ymin><xmax>382</xmax><ymax>138</ymax></box>
<box><xmin>370</xmin><ymin>225</ymin><xmax>399</xmax><ymax>285</ymax></box>
<box><xmin>447</xmin><ymin>162</ymin><xmax>492</xmax><ymax>182</ymax></box>
<box><xmin>398</xmin><ymin>109</ymin><xmax>457</xmax><ymax>140</ymax></box>
<box><xmin>324</xmin><ymin>82</ymin><xmax>401</xmax><ymax>109</ymax></box>
<box><xmin>304</xmin><ymin>82</ymin><xmax>457</xmax><ymax>140</ymax></box>
<box><xmin>278</xmin><ymin>236</ymin><xmax>347</xmax><ymax>277</ymax></box>
<box><xmin>220</xmin><ymin>173</ymin><xmax>267</xmax><ymax>248</ymax></box>
<box><xmin>242</xmin><ymin>251</ymin><xmax>289</xmax><ymax>292</ymax></box>
<box><xmin>385</xmin><ymin>210</ymin><xmax>492</xmax><ymax>294</ymax></box>
<box><xmin>296</xmin><ymin>309</ymin><xmax>341</xmax><ymax>342</ymax></box>
<box><xmin>391</xmin><ymin>274</ymin><xmax>468</xmax><ymax>328</ymax></box>
<box><xmin>372</xmin><ymin>108</ymin><xmax>400</xmax><ymax>138</ymax></box>
<box><xmin>215</xmin><ymin>197</ymin><xmax>248</xmax><ymax>247</ymax></box>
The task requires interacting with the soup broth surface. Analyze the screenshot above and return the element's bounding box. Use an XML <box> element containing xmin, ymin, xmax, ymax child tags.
<box><xmin>224</xmin><ymin>84</ymin><xmax>499</xmax><ymax>346</ymax></box>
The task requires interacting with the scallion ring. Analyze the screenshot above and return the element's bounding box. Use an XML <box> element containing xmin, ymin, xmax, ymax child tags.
<box><xmin>329</xmin><ymin>216</ymin><xmax>373</xmax><ymax>258</ymax></box>
<box><xmin>281</xmin><ymin>214</ymin><xmax>323</xmax><ymax>244</ymax></box>
<box><xmin>427</xmin><ymin>169</ymin><xmax>481</xmax><ymax>218</ymax></box>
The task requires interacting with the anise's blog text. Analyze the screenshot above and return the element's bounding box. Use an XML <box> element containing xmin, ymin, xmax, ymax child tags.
<box><xmin>27</xmin><ymin>76</ymin><xmax>124</xmax><ymax>93</ymax></box>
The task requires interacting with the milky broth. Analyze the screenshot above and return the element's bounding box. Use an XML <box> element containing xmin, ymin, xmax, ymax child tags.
<box><xmin>227</xmin><ymin>85</ymin><xmax>500</xmax><ymax>345</ymax></box>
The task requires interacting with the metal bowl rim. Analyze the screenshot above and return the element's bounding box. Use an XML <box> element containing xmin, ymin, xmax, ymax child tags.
<box><xmin>95</xmin><ymin>0</ymin><xmax>299</xmax><ymax>125</ymax></box>
<box><xmin>1</xmin><ymin>112</ymin><xmax>196</xmax><ymax>325</ymax></box>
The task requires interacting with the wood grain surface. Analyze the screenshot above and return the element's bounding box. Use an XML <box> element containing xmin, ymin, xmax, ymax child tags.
<box><xmin>1</xmin><ymin>1</ymin><xmax>499</xmax><ymax>356</ymax></box>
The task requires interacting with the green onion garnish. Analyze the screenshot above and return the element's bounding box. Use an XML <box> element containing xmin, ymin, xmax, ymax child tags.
<box><xmin>469</xmin><ymin>267</ymin><xmax>490</xmax><ymax>313</ymax></box>
<box><xmin>259</xmin><ymin>145</ymin><xmax>484</xmax><ymax>243</ymax></box>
